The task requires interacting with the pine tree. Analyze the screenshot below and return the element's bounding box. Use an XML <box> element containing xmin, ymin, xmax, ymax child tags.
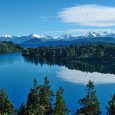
<box><xmin>53</xmin><ymin>86</ymin><xmax>67</xmax><ymax>115</ymax></box>
<box><xmin>0</xmin><ymin>88</ymin><xmax>14</xmax><ymax>114</ymax></box>
<box><xmin>26</xmin><ymin>78</ymin><xmax>41</xmax><ymax>115</ymax></box>
<box><xmin>107</xmin><ymin>94</ymin><xmax>115</xmax><ymax>115</ymax></box>
<box><xmin>76</xmin><ymin>81</ymin><xmax>101</xmax><ymax>115</ymax></box>
<box><xmin>33</xmin><ymin>78</ymin><xmax>37</xmax><ymax>91</ymax></box>
<box><xmin>18</xmin><ymin>103</ymin><xmax>26</xmax><ymax>115</ymax></box>
<box><xmin>39</xmin><ymin>76</ymin><xmax>54</xmax><ymax>115</ymax></box>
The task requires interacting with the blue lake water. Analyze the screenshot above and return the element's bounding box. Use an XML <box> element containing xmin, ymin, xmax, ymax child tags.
<box><xmin>0</xmin><ymin>53</ymin><xmax>115</xmax><ymax>114</ymax></box>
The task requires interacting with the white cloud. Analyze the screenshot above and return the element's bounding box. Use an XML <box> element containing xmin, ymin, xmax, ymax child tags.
<box><xmin>58</xmin><ymin>4</ymin><xmax>115</xmax><ymax>26</ymax></box>
<box><xmin>57</xmin><ymin>67</ymin><xmax>115</xmax><ymax>85</ymax></box>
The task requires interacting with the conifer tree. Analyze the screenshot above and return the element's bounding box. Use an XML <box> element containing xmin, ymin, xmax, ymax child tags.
<box><xmin>0</xmin><ymin>88</ymin><xmax>14</xmax><ymax>114</ymax></box>
<box><xmin>39</xmin><ymin>76</ymin><xmax>54</xmax><ymax>115</ymax></box>
<box><xmin>107</xmin><ymin>94</ymin><xmax>115</xmax><ymax>115</ymax></box>
<box><xmin>18</xmin><ymin>103</ymin><xmax>26</xmax><ymax>115</ymax></box>
<box><xmin>53</xmin><ymin>86</ymin><xmax>67</xmax><ymax>115</ymax></box>
<box><xmin>76</xmin><ymin>81</ymin><xmax>101</xmax><ymax>115</ymax></box>
<box><xmin>26</xmin><ymin>78</ymin><xmax>41</xmax><ymax>114</ymax></box>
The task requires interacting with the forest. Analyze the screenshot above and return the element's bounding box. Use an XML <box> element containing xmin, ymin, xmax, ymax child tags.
<box><xmin>22</xmin><ymin>43</ymin><xmax>115</xmax><ymax>60</ymax></box>
<box><xmin>0</xmin><ymin>41</ymin><xmax>22</xmax><ymax>54</ymax></box>
<box><xmin>0</xmin><ymin>41</ymin><xmax>115</xmax><ymax>61</ymax></box>
<box><xmin>0</xmin><ymin>77</ymin><xmax>114</xmax><ymax>115</ymax></box>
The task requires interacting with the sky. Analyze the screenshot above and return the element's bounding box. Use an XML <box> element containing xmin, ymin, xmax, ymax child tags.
<box><xmin>0</xmin><ymin>0</ymin><xmax>115</xmax><ymax>36</ymax></box>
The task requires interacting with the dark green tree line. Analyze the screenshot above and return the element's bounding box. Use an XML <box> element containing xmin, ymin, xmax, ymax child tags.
<box><xmin>0</xmin><ymin>77</ymin><xmax>114</xmax><ymax>115</ymax></box>
<box><xmin>22</xmin><ymin>44</ymin><xmax>115</xmax><ymax>60</ymax></box>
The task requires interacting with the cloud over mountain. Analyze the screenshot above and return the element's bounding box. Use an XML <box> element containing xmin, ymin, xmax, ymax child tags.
<box><xmin>58</xmin><ymin>4</ymin><xmax>115</xmax><ymax>26</ymax></box>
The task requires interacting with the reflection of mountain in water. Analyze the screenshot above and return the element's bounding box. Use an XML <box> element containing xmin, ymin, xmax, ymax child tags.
<box><xmin>23</xmin><ymin>56</ymin><xmax>115</xmax><ymax>75</ymax></box>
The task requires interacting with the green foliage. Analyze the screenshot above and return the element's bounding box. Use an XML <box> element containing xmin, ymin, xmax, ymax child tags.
<box><xmin>0</xmin><ymin>77</ymin><xmax>114</xmax><ymax>115</ymax></box>
<box><xmin>38</xmin><ymin>76</ymin><xmax>54</xmax><ymax>114</ymax></box>
<box><xmin>107</xmin><ymin>94</ymin><xmax>115</xmax><ymax>115</ymax></box>
<box><xmin>0</xmin><ymin>41</ymin><xmax>22</xmax><ymax>54</ymax></box>
<box><xmin>76</xmin><ymin>81</ymin><xmax>101</xmax><ymax>115</ymax></box>
<box><xmin>26</xmin><ymin>78</ymin><xmax>41</xmax><ymax>115</ymax></box>
<box><xmin>53</xmin><ymin>87</ymin><xmax>67</xmax><ymax>115</ymax></box>
<box><xmin>18</xmin><ymin>103</ymin><xmax>26</xmax><ymax>115</ymax></box>
<box><xmin>22</xmin><ymin>44</ymin><xmax>115</xmax><ymax>60</ymax></box>
<box><xmin>26</xmin><ymin>77</ymin><xmax>54</xmax><ymax>115</ymax></box>
<box><xmin>0</xmin><ymin>88</ymin><xmax>14</xmax><ymax>114</ymax></box>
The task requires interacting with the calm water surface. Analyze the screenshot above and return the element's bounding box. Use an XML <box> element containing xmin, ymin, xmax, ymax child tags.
<box><xmin>0</xmin><ymin>53</ymin><xmax>115</xmax><ymax>114</ymax></box>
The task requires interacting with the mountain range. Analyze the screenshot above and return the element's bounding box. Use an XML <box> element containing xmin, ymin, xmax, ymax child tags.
<box><xmin>0</xmin><ymin>32</ymin><xmax>115</xmax><ymax>48</ymax></box>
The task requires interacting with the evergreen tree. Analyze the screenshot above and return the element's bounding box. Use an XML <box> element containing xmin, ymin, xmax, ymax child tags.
<box><xmin>33</xmin><ymin>78</ymin><xmax>37</xmax><ymax>91</ymax></box>
<box><xmin>26</xmin><ymin>78</ymin><xmax>41</xmax><ymax>115</ymax></box>
<box><xmin>0</xmin><ymin>88</ymin><xmax>14</xmax><ymax>114</ymax></box>
<box><xmin>107</xmin><ymin>94</ymin><xmax>115</xmax><ymax>115</ymax></box>
<box><xmin>39</xmin><ymin>76</ymin><xmax>54</xmax><ymax>115</ymax></box>
<box><xmin>26</xmin><ymin>77</ymin><xmax>53</xmax><ymax>115</ymax></box>
<box><xmin>76</xmin><ymin>81</ymin><xmax>101</xmax><ymax>115</ymax></box>
<box><xmin>53</xmin><ymin>86</ymin><xmax>67</xmax><ymax>115</ymax></box>
<box><xmin>18</xmin><ymin>103</ymin><xmax>26</xmax><ymax>115</ymax></box>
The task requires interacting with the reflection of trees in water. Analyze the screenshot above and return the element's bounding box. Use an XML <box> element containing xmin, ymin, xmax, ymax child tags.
<box><xmin>23</xmin><ymin>56</ymin><xmax>115</xmax><ymax>74</ymax></box>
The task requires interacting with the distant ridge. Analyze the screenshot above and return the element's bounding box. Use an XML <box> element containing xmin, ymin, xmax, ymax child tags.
<box><xmin>0</xmin><ymin>32</ymin><xmax>115</xmax><ymax>48</ymax></box>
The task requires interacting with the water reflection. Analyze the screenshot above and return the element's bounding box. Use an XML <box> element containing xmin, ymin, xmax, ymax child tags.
<box><xmin>0</xmin><ymin>53</ymin><xmax>114</xmax><ymax>114</ymax></box>
<box><xmin>57</xmin><ymin>67</ymin><xmax>115</xmax><ymax>84</ymax></box>
<box><xmin>23</xmin><ymin>56</ymin><xmax>115</xmax><ymax>74</ymax></box>
<box><xmin>0</xmin><ymin>53</ymin><xmax>21</xmax><ymax>65</ymax></box>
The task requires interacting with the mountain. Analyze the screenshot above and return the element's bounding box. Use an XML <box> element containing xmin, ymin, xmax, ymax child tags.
<box><xmin>80</xmin><ymin>32</ymin><xmax>102</xmax><ymax>38</ymax></box>
<box><xmin>0</xmin><ymin>32</ymin><xmax>115</xmax><ymax>48</ymax></box>
<box><xmin>0</xmin><ymin>34</ymin><xmax>55</xmax><ymax>42</ymax></box>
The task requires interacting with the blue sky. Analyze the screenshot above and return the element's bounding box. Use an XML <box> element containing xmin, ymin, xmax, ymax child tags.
<box><xmin>0</xmin><ymin>0</ymin><xmax>115</xmax><ymax>36</ymax></box>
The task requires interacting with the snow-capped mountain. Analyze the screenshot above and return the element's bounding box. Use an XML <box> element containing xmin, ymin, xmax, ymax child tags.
<box><xmin>30</xmin><ymin>34</ymin><xmax>51</xmax><ymax>39</ymax></box>
<box><xmin>80</xmin><ymin>32</ymin><xmax>102</xmax><ymax>38</ymax></box>
<box><xmin>0</xmin><ymin>32</ymin><xmax>115</xmax><ymax>41</ymax></box>
<box><xmin>0</xmin><ymin>32</ymin><xmax>115</xmax><ymax>48</ymax></box>
<box><xmin>29</xmin><ymin>34</ymin><xmax>54</xmax><ymax>40</ymax></box>
<box><xmin>53</xmin><ymin>32</ymin><xmax>115</xmax><ymax>40</ymax></box>
<box><xmin>0</xmin><ymin>34</ymin><xmax>12</xmax><ymax>38</ymax></box>
<box><xmin>30</xmin><ymin>34</ymin><xmax>43</xmax><ymax>38</ymax></box>
<box><xmin>57</xmin><ymin>34</ymin><xmax>73</xmax><ymax>40</ymax></box>
<box><xmin>0</xmin><ymin>33</ymin><xmax>52</xmax><ymax>43</ymax></box>
<box><xmin>0</xmin><ymin>34</ymin><xmax>14</xmax><ymax>42</ymax></box>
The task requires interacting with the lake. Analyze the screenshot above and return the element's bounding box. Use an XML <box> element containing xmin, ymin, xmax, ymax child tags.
<box><xmin>0</xmin><ymin>53</ymin><xmax>115</xmax><ymax>114</ymax></box>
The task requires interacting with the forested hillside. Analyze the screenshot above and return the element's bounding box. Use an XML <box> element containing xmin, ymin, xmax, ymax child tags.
<box><xmin>0</xmin><ymin>41</ymin><xmax>22</xmax><ymax>54</ymax></box>
<box><xmin>22</xmin><ymin>44</ymin><xmax>115</xmax><ymax>59</ymax></box>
